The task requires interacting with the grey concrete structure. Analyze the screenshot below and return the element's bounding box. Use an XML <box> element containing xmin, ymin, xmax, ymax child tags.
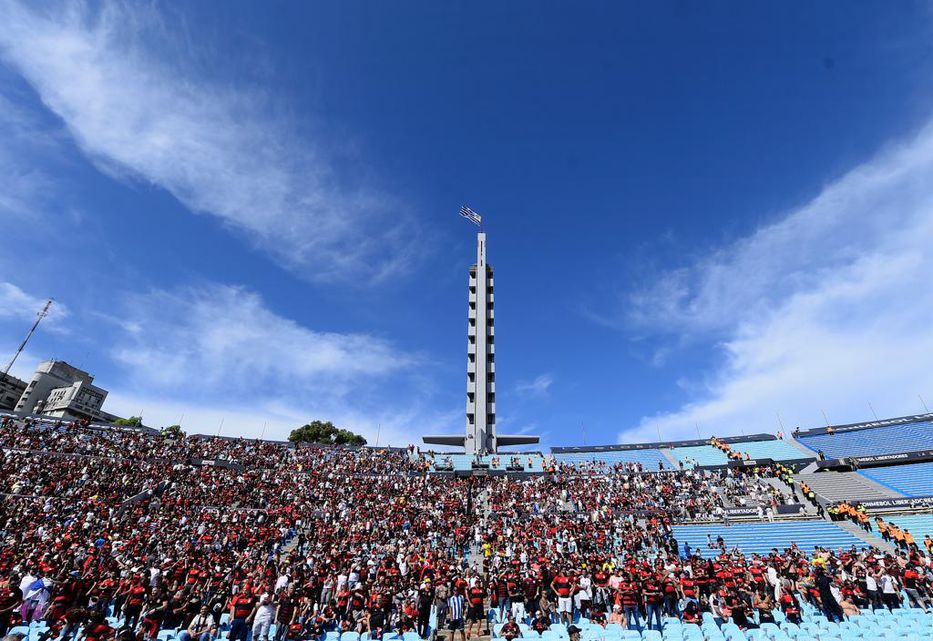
<box><xmin>424</xmin><ymin>232</ymin><xmax>538</xmax><ymax>455</ymax></box>
<box><xmin>14</xmin><ymin>360</ymin><xmax>117</xmax><ymax>422</ymax></box>
<box><xmin>0</xmin><ymin>374</ymin><xmax>26</xmax><ymax>411</ymax></box>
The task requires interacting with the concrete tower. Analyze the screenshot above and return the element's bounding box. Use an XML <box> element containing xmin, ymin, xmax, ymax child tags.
<box><xmin>424</xmin><ymin>231</ymin><xmax>538</xmax><ymax>456</ymax></box>
<box><xmin>467</xmin><ymin>232</ymin><xmax>495</xmax><ymax>454</ymax></box>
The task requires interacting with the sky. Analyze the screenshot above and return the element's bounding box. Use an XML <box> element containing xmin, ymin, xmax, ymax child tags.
<box><xmin>2</xmin><ymin>1</ymin><xmax>933</xmax><ymax>448</ymax></box>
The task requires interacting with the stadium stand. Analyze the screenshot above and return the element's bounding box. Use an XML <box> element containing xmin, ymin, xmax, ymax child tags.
<box><xmin>3</xmin><ymin>411</ymin><xmax>933</xmax><ymax>641</ymax></box>
<box><xmin>874</xmin><ymin>513</ymin><xmax>933</xmax><ymax>546</ymax></box>
<box><xmin>796</xmin><ymin>416</ymin><xmax>933</xmax><ymax>458</ymax></box>
<box><xmin>672</xmin><ymin>521</ymin><xmax>870</xmax><ymax>557</ymax></box>
<box><xmin>794</xmin><ymin>471</ymin><xmax>902</xmax><ymax>502</ymax></box>
<box><xmin>670</xmin><ymin>444</ymin><xmax>731</xmax><ymax>467</ymax></box>
<box><xmin>860</xmin><ymin>461</ymin><xmax>933</xmax><ymax>497</ymax></box>
<box><xmin>729</xmin><ymin>439</ymin><xmax>815</xmax><ymax>462</ymax></box>
<box><xmin>551</xmin><ymin>448</ymin><xmax>671</xmax><ymax>470</ymax></box>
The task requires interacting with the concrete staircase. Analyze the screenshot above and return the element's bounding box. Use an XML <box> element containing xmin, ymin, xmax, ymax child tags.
<box><xmin>660</xmin><ymin>448</ymin><xmax>682</xmax><ymax>468</ymax></box>
<box><xmin>795</xmin><ymin>471</ymin><xmax>904</xmax><ymax>502</ymax></box>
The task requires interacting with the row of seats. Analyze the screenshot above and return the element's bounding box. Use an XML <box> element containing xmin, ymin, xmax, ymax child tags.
<box><xmin>669</xmin><ymin>445</ymin><xmax>730</xmax><ymax>467</ymax></box>
<box><xmin>860</xmin><ymin>461</ymin><xmax>933</xmax><ymax>497</ymax></box>
<box><xmin>490</xmin><ymin>605</ymin><xmax>933</xmax><ymax>641</ymax></box>
<box><xmin>672</xmin><ymin>520</ymin><xmax>869</xmax><ymax>557</ymax></box>
<box><xmin>797</xmin><ymin>420</ymin><xmax>933</xmax><ymax>459</ymax></box>
<box><xmin>730</xmin><ymin>440</ymin><xmax>814</xmax><ymax>462</ymax></box>
<box><xmin>874</xmin><ymin>513</ymin><xmax>933</xmax><ymax>544</ymax></box>
<box><xmin>552</xmin><ymin>449</ymin><xmax>671</xmax><ymax>469</ymax></box>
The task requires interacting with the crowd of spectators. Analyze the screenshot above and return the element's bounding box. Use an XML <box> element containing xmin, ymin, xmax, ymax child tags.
<box><xmin>0</xmin><ymin>415</ymin><xmax>931</xmax><ymax>641</ymax></box>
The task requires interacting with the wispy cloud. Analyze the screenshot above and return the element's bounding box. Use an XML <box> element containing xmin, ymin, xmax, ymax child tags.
<box><xmin>99</xmin><ymin>282</ymin><xmax>435</xmax><ymax>444</ymax></box>
<box><xmin>109</xmin><ymin>284</ymin><xmax>415</xmax><ymax>397</ymax></box>
<box><xmin>617</xmin><ymin>120</ymin><xmax>933</xmax><ymax>442</ymax></box>
<box><xmin>0</xmin><ymin>1</ymin><xmax>419</xmax><ymax>284</ymax></box>
<box><xmin>0</xmin><ymin>88</ymin><xmax>65</xmax><ymax>220</ymax></box>
<box><xmin>0</xmin><ymin>282</ymin><xmax>68</xmax><ymax>327</ymax></box>
<box><xmin>515</xmin><ymin>373</ymin><xmax>554</xmax><ymax>397</ymax></box>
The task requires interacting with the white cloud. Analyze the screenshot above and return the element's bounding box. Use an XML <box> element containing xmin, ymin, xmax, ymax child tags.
<box><xmin>620</xmin><ymin>121</ymin><xmax>933</xmax><ymax>442</ymax></box>
<box><xmin>103</xmin><ymin>389</ymin><xmax>424</xmax><ymax>448</ymax></box>
<box><xmin>110</xmin><ymin>284</ymin><xmax>415</xmax><ymax>397</ymax></box>
<box><xmin>515</xmin><ymin>373</ymin><xmax>554</xmax><ymax>397</ymax></box>
<box><xmin>0</xmin><ymin>282</ymin><xmax>68</xmax><ymax>327</ymax></box>
<box><xmin>99</xmin><ymin>283</ymin><xmax>438</xmax><ymax>445</ymax></box>
<box><xmin>0</xmin><ymin>1</ymin><xmax>418</xmax><ymax>284</ymax></box>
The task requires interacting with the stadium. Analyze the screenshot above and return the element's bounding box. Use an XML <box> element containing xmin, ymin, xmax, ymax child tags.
<box><xmin>2</xmin><ymin>4</ymin><xmax>933</xmax><ymax>641</ymax></box>
<box><xmin>2</xmin><ymin>403</ymin><xmax>933</xmax><ymax>641</ymax></box>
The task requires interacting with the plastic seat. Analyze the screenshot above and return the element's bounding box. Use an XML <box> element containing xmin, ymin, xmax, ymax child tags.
<box><xmin>342</xmin><ymin>633</ymin><xmax>361</xmax><ymax>641</ymax></box>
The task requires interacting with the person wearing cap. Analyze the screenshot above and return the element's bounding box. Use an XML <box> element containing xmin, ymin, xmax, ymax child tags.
<box><xmin>417</xmin><ymin>580</ymin><xmax>433</xmax><ymax>638</ymax></box>
<box><xmin>566</xmin><ymin>625</ymin><xmax>581</xmax><ymax>641</ymax></box>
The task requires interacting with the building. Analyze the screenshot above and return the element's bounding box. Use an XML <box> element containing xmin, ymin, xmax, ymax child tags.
<box><xmin>424</xmin><ymin>231</ymin><xmax>538</xmax><ymax>455</ymax></box>
<box><xmin>14</xmin><ymin>360</ymin><xmax>118</xmax><ymax>422</ymax></box>
<box><xmin>0</xmin><ymin>374</ymin><xmax>27</xmax><ymax>411</ymax></box>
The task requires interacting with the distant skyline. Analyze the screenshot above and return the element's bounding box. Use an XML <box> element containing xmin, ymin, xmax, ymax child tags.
<box><xmin>2</xmin><ymin>2</ymin><xmax>933</xmax><ymax>448</ymax></box>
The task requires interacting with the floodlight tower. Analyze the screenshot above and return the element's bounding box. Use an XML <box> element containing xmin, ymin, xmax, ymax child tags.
<box><xmin>2</xmin><ymin>298</ymin><xmax>53</xmax><ymax>382</ymax></box>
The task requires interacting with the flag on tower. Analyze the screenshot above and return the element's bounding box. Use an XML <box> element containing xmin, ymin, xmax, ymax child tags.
<box><xmin>459</xmin><ymin>205</ymin><xmax>482</xmax><ymax>226</ymax></box>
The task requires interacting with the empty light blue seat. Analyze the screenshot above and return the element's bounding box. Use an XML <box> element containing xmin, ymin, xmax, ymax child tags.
<box><xmin>670</xmin><ymin>445</ymin><xmax>730</xmax><ymax>467</ymax></box>
<box><xmin>342</xmin><ymin>633</ymin><xmax>360</xmax><ymax>641</ymax></box>
<box><xmin>797</xmin><ymin>419</ymin><xmax>933</xmax><ymax>458</ymax></box>
<box><xmin>730</xmin><ymin>439</ymin><xmax>814</xmax><ymax>461</ymax></box>
<box><xmin>672</xmin><ymin>520</ymin><xmax>866</xmax><ymax>556</ymax></box>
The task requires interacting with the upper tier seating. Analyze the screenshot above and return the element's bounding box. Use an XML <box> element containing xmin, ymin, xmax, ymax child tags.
<box><xmin>730</xmin><ymin>439</ymin><xmax>814</xmax><ymax>462</ymax></box>
<box><xmin>797</xmin><ymin>419</ymin><xmax>933</xmax><ymax>458</ymax></box>
<box><xmin>860</xmin><ymin>461</ymin><xmax>933</xmax><ymax>497</ymax></box>
<box><xmin>672</xmin><ymin>520</ymin><xmax>869</xmax><ymax>557</ymax></box>
<box><xmin>552</xmin><ymin>448</ymin><xmax>671</xmax><ymax>469</ymax></box>
<box><xmin>670</xmin><ymin>445</ymin><xmax>730</xmax><ymax>467</ymax></box>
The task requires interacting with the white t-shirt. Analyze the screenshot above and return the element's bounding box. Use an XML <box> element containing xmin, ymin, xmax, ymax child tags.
<box><xmin>254</xmin><ymin>603</ymin><xmax>276</xmax><ymax>624</ymax></box>
<box><xmin>880</xmin><ymin>575</ymin><xmax>898</xmax><ymax>594</ymax></box>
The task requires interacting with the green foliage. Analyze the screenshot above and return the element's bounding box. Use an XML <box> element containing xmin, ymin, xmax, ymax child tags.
<box><xmin>289</xmin><ymin>420</ymin><xmax>367</xmax><ymax>446</ymax></box>
<box><xmin>160</xmin><ymin>424</ymin><xmax>185</xmax><ymax>438</ymax></box>
<box><xmin>114</xmin><ymin>416</ymin><xmax>143</xmax><ymax>427</ymax></box>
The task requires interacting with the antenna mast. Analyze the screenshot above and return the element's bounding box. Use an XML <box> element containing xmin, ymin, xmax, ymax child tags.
<box><xmin>2</xmin><ymin>299</ymin><xmax>53</xmax><ymax>381</ymax></box>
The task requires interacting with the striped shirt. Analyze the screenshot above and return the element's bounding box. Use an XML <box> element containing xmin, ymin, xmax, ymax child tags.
<box><xmin>448</xmin><ymin>594</ymin><xmax>465</xmax><ymax>621</ymax></box>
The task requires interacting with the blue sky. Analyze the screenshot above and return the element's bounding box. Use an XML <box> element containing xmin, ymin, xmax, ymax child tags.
<box><xmin>2</xmin><ymin>1</ymin><xmax>933</xmax><ymax>447</ymax></box>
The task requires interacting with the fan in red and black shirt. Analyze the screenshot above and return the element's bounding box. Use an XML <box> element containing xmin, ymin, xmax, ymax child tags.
<box><xmin>643</xmin><ymin>576</ymin><xmax>663</xmax><ymax>631</ymax></box>
<box><xmin>0</xmin><ymin>576</ymin><xmax>22</xmax><ymax>637</ymax></box>
<box><xmin>902</xmin><ymin>566</ymin><xmax>931</xmax><ymax>611</ymax></box>
<box><xmin>619</xmin><ymin>578</ymin><xmax>641</xmax><ymax>630</ymax></box>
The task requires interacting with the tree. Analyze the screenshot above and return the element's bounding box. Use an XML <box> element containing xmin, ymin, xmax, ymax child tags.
<box><xmin>114</xmin><ymin>416</ymin><xmax>143</xmax><ymax>427</ymax></box>
<box><xmin>289</xmin><ymin>420</ymin><xmax>367</xmax><ymax>446</ymax></box>
<box><xmin>160</xmin><ymin>424</ymin><xmax>185</xmax><ymax>438</ymax></box>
